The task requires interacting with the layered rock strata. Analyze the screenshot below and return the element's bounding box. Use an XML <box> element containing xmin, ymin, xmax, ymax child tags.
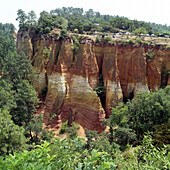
<box><xmin>17</xmin><ymin>30</ymin><xmax>170</xmax><ymax>132</ymax></box>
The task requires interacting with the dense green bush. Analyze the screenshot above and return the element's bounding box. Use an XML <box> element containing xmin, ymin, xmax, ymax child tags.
<box><xmin>104</xmin><ymin>86</ymin><xmax>170</xmax><ymax>149</ymax></box>
<box><xmin>43</xmin><ymin>47</ymin><xmax>50</xmax><ymax>57</ymax></box>
<box><xmin>72</xmin><ymin>36</ymin><xmax>79</xmax><ymax>62</ymax></box>
<box><xmin>0</xmin><ymin>23</ymin><xmax>53</xmax><ymax>151</ymax></box>
<box><xmin>0</xmin><ymin>141</ymin><xmax>56</xmax><ymax>170</ymax></box>
<box><xmin>146</xmin><ymin>49</ymin><xmax>154</xmax><ymax>62</ymax></box>
<box><xmin>102</xmin><ymin>36</ymin><xmax>114</xmax><ymax>44</ymax></box>
<box><xmin>59</xmin><ymin>29</ymin><xmax>68</xmax><ymax>40</ymax></box>
<box><xmin>0</xmin><ymin>109</ymin><xmax>27</xmax><ymax>156</ymax></box>
<box><xmin>0</xmin><ymin>135</ymin><xmax>169</xmax><ymax>169</ymax></box>
<box><xmin>136</xmin><ymin>133</ymin><xmax>170</xmax><ymax>169</ymax></box>
<box><xmin>26</xmin><ymin>114</ymin><xmax>54</xmax><ymax>145</ymax></box>
<box><xmin>127</xmin><ymin>86</ymin><xmax>170</xmax><ymax>141</ymax></box>
<box><xmin>135</xmin><ymin>37</ymin><xmax>142</xmax><ymax>44</ymax></box>
<box><xmin>128</xmin><ymin>39</ymin><xmax>134</xmax><ymax>45</ymax></box>
<box><xmin>95</xmin><ymin>36</ymin><xmax>100</xmax><ymax>43</ymax></box>
<box><xmin>60</xmin><ymin>121</ymin><xmax>80</xmax><ymax>139</ymax></box>
<box><xmin>60</xmin><ymin>121</ymin><xmax>69</xmax><ymax>134</ymax></box>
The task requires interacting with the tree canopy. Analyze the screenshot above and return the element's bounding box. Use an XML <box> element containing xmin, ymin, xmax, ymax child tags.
<box><xmin>106</xmin><ymin>86</ymin><xmax>170</xmax><ymax>146</ymax></box>
<box><xmin>16</xmin><ymin>7</ymin><xmax>170</xmax><ymax>35</ymax></box>
<box><xmin>0</xmin><ymin>23</ymin><xmax>53</xmax><ymax>154</ymax></box>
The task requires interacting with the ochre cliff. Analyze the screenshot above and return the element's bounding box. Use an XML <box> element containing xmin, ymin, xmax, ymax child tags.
<box><xmin>17</xmin><ymin>30</ymin><xmax>170</xmax><ymax>132</ymax></box>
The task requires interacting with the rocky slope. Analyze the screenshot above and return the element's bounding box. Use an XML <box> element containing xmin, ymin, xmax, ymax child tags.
<box><xmin>17</xmin><ymin>30</ymin><xmax>170</xmax><ymax>132</ymax></box>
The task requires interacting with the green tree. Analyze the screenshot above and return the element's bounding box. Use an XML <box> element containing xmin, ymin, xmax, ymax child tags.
<box><xmin>0</xmin><ymin>109</ymin><xmax>27</xmax><ymax>156</ymax></box>
<box><xmin>134</xmin><ymin>27</ymin><xmax>148</xmax><ymax>34</ymax></box>
<box><xmin>100</xmin><ymin>22</ymin><xmax>112</xmax><ymax>32</ymax></box>
<box><xmin>0</xmin><ymin>35</ymin><xmax>15</xmax><ymax>62</ymax></box>
<box><xmin>83</xmin><ymin>21</ymin><xmax>93</xmax><ymax>31</ymax></box>
<box><xmin>85</xmin><ymin>9</ymin><xmax>94</xmax><ymax>19</ymax></box>
<box><xmin>105</xmin><ymin>103</ymin><xmax>136</xmax><ymax>147</ymax></box>
<box><xmin>127</xmin><ymin>86</ymin><xmax>170</xmax><ymax>140</ymax></box>
<box><xmin>2</xmin><ymin>51</ymin><xmax>33</xmax><ymax>81</ymax></box>
<box><xmin>110</xmin><ymin>17</ymin><xmax>130</xmax><ymax>30</ymax></box>
<box><xmin>16</xmin><ymin>9</ymin><xmax>28</xmax><ymax>29</ymax></box>
<box><xmin>70</xmin><ymin>19</ymin><xmax>84</xmax><ymax>33</ymax></box>
<box><xmin>95</xmin><ymin>12</ymin><xmax>101</xmax><ymax>18</ymax></box>
<box><xmin>0</xmin><ymin>79</ymin><xmax>16</xmax><ymax>111</ymax></box>
<box><xmin>11</xmin><ymin>80</ymin><xmax>39</xmax><ymax>126</ymax></box>
<box><xmin>59</xmin><ymin>29</ymin><xmax>68</xmax><ymax>40</ymax></box>
<box><xmin>36</xmin><ymin>11</ymin><xmax>66</xmax><ymax>34</ymax></box>
<box><xmin>26</xmin><ymin>114</ymin><xmax>54</xmax><ymax>145</ymax></box>
<box><xmin>107</xmin><ymin>86</ymin><xmax>170</xmax><ymax>145</ymax></box>
<box><xmin>0</xmin><ymin>22</ymin><xmax>39</xmax><ymax>131</ymax></box>
<box><xmin>27</xmin><ymin>10</ymin><xmax>37</xmax><ymax>26</ymax></box>
<box><xmin>1</xmin><ymin>50</ymin><xmax>39</xmax><ymax>126</ymax></box>
<box><xmin>72</xmin><ymin>36</ymin><xmax>79</xmax><ymax>61</ymax></box>
<box><xmin>0</xmin><ymin>23</ymin><xmax>56</xmax><ymax>151</ymax></box>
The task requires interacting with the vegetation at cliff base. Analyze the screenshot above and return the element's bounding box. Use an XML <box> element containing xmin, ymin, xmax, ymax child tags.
<box><xmin>0</xmin><ymin>131</ymin><xmax>169</xmax><ymax>169</ymax></box>
<box><xmin>0</xmin><ymin>23</ymin><xmax>54</xmax><ymax>156</ymax></box>
<box><xmin>0</xmin><ymin>6</ymin><xmax>170</xmax><ymax>168</ymax></box>
<box><xmin>0</xmin><ymin>35</ymin><xmax>169</xmax><ymax>168</ymax></box>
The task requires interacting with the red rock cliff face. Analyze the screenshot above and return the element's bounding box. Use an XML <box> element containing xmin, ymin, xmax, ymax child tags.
<box><xmin>17</xmin><ymin>31</ymin><xmax>170</xmax><ymax>132</ymax></box>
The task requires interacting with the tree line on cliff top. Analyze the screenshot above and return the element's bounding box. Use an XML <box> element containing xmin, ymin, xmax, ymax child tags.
<box><xmin>0</xmin><ymin>22</ymin><xmax>170</xmax><ymax>169</ymax></box>
<box><xmin>16</xmin><ymin>7</ymin><xmax>170</xmax><ymax>35</ymax></box>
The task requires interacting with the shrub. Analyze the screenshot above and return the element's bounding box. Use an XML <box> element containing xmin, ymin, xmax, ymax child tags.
<box><xmin>67</xmin><ymin>125</ymin><xmax>78</xmax><ymax>139</ymax></box>
<box><xmin>26</xmin><ymin>114</ymin><xmax>54</xmax><ymax>145</ymax></box>
<box><xmin>43</xmin><ymin>47</ymin><xmax>50</xmax><ymax>57</ymax></box>
<box><xmin>135</xmin><ymin>37</ymin><xmax>142</xmax><ymax>44</ymax></box>
<box><xmin>94</xmin><ymin>85</ymin><xmax>106</xmax><ymax>96</ymax></box>
<box><xmin>136</xmin><ymin>133</ymin><xmax>170</xmax><ymax>170</ymax></box>
<box><xmin>0</xmin><ymin>109</ymin><xmax>27</xmax><ymax>156</ymax></box>
<box><xmin>115</xmin><ymin>127</ymin><xmax>137</xmax><ymax>149</ymax></box>
<box><xmin>142</xmin><ymin>41</ymin><xmax>149</xmax><ymax>46</ymax></box>
<box><xmin>60</xmin><ymin>121</ymin><xmax>80</xmax><ymax>139</ymax></box>
<box><xmin>78</xmin><ymin>35</ymin><xmax>84</xmax><ymax>41</ymax></box>
<box><xmin>128</xmin><ymin>39</ymin><xmax>134</xmax><ymax>45</ymax></box>
<box><xmin>166</xmin><ymin>45</ymin><xmax>170</xmax><ymax>49</ymax></box>
<box><xmin>154</xmin><ymin>122</ymin><xmax>170</xmax><ymax>146</ymax></box>
<box><xmin>59</xmin><ymin>29</ymin><xmax>68</xmax><ymax>40</ymax></box>
<box><xmin>95</xmin><ymin>36</ymin><xmax>100</xmax><ymax>43</ymax></box>
<box><xmin>146</xmin><ymin>49</ymin><xmax>154</xmax><ymax>62</ymax></box>
<box><xmin>44</xmin><ymin>27</ymin><xmax>51</xmax><ymax>34</ymax></box>
<box><xmin>102</xmin><ymin>36</ymin><xmax>114</xmax><ymax>44</ymax></box>
<box><xmin>0</xmin><ymin>141</ymin><xmax>56</xmax><ymax>169</ymax></box>
<box><xmin>60</xmin><ymin>121</ymin><xmax>69</xmax><ymax>134</ymax></box>
<box><xmin>106</xmin><ymin>86</ymin><xmax>170</xmax><ymax>146</ymax></box>
<box><xmin>72</xmin><ymin>36</ymin><xmax>79</xmax><ymax>62</ymax></box>
<box><xmin>127</xmin><ymin>86</ymin><xmax>170</xmax><ymax>140</ymax></box>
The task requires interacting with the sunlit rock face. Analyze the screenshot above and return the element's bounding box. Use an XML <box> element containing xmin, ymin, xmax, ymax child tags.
<box><xmin>17</xmin><ymin>30</ymin><xmax>170</xmax><ymax>132</ymax></box>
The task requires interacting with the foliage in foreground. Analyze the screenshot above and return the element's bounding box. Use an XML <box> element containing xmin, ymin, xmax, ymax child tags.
<box><xmin>0</xmin><ymin>22</ymin><xmax>169</xmax><ymax>169</ymax></box>
<box><xmin>0</xmin><ymin>134</ymin><xmax>169</xmax><ymax>170</ymax></box>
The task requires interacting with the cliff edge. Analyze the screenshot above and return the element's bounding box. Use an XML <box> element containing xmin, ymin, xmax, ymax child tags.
<box><xmin>17</xmin><ymin>30</ymin><xmax>170</xmax><ymax>132</ymax></box>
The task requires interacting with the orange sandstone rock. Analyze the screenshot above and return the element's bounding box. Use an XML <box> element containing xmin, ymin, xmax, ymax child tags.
<box><xmin>17</xmin><ymin>31</ymin><xmax>170</xmax><ymax>132</ymax></box>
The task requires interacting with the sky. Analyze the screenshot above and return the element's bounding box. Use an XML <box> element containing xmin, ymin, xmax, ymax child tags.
<box><xmin>0</xmin><ymin>0</ymin><xmax>170</xmax><ymax>30</ymax></box>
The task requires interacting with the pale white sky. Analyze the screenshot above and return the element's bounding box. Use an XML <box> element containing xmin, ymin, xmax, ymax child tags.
<box><xmin>0</xmin><ymin>0</ymin><xmax>170</xmax><ymax>30</ymax></box>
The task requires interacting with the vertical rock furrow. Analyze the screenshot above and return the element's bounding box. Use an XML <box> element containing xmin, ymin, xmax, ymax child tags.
<box><xmin>17</xmin><ymin>31</ymin><xmax>170</xmax><ymax>132</ymax></box>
